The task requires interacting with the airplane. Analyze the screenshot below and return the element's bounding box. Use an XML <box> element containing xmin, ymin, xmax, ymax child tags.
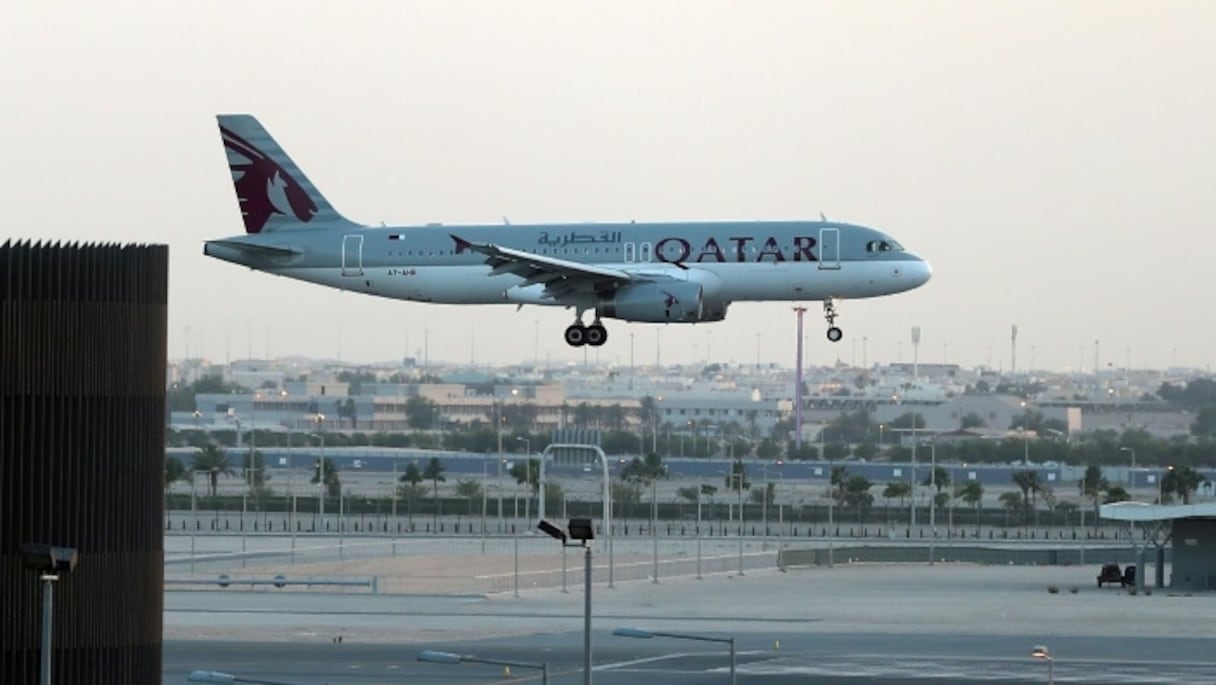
<box><xmin>205</xmin><ymin>115</ymin><xmax>932</xmax><ymax>347</ymax></box>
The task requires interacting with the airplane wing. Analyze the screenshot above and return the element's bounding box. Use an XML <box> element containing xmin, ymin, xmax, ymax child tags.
<box><xmin>451</xmin><ymin>234</ymin><xmax>638</xmax><ymax>300</ymax></box>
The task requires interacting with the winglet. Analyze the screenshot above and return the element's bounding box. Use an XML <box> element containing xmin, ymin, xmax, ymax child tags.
<box><xmin>451</xmin><ymin>234</ymin><xmax>473</xmax><ymax>255</ymax></box>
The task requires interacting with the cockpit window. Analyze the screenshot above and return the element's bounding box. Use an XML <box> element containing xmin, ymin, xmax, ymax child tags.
<box><xmin>866</xmin><ymin>239</ymin><xmax>903</xmax><ymax>253</ymax></box>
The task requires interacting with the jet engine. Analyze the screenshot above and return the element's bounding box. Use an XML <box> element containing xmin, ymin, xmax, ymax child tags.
<box><xmin>598</xmin><ymin>282</ymin><xmax>703</xmax><ymax>323</ymax></box>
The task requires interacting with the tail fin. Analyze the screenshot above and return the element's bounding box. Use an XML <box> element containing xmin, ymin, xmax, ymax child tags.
<box><xmin>217</xmin><ymin>114</ymin><xmax>357</xmax><ymax>234</ymax></box>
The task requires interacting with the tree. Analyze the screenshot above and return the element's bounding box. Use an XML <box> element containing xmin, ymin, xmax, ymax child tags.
<box><xmin>621</xmin><ymin>453</ymin><xmax>666</xmax><ymax>494</ymax></box>
<box><xmin>165</xmin><ymin>454</ymin><xmax>188</xmax><ymax>493</ymax></box>
<box><xmin>956</xmin><ymin>481</ymin><xmax>984</xmax><ymax>534</ymax></box>
<box><xmin>998</xmin><ymin>491</ymin><xmax>1023</xmax><ymax>526</ymax></box>
<box><xmin>960</xmin><ymin>412</ymin><xmax>988</xmax><ymax>429</ymax></box>
<box><xmin>193</xmin><ymin>443</ymin><xmax>235</xmax><ymax>497</ymax></box>
<box><xmin>509</xmin><ymin>458</ymin><xmax>540</xmax><ymax>493</ymax></box>
<box><xmin>422</xmin><ymin>457</ymin><xmax>447</xmax><ymax>526</ymax></box>
<box><xmin>611</xmin><ymin>481</ymin><xmax>641</xmax><ymax>505</ymax></box>
<box><xmin>677</xmin><ymin>486</ymin><xmax>701</xmax><ymax>503</ymax></box>
<box><xmin>725</xmin><ymin>459</ymin><xmax>751</xmax><ymax>492</ymax></box>
<box><xmin>882</xmin><ymin>481</ymin><xmax>912</xmax><ymax>521</ymax></box>
<box><xmin>756</xmin><ymin>438</ymin><xmax>782</xmax><ymax>460</ymax></box>
<box><xmin>405</xmin><ymin>395</ymin><xmax>440</xmax><ymax>429</ymax></box>
<box><xmin>310</xmin><ymin>457</ymin><xmax>341</xmax><ymax>498</ymax></box>
<box><xmin>1192</xmin><ymin>407</ymin><xmax>1216</xmax><ymax>437</ymax></box>
<box><xmin>242</xmin><ymin>449</ymin><xmax>268</xmax><ymax>489</ymax></box>
<box><xmin>749</xmin><ymin>482</ymin><xmax>776</xmax><ymax>506</ymax></box>
<box><xmin>1161</xmin><ymin>466</ymin><xmax>1205</xmax><ymax>504</ymax></box>
<box><xmin>455</xmin><ymin>478</ymin><xmax>482</xmax><ymax>515</ymax></box>
<box><xmin>1079</xmin><ymin>464</ymin><xmax>1107</xmax><ymax>524</ymax></box>
<box><xmin>1011</xmin><ymin>471</ymin><xmax>1042</xmax><ymax>525</ymax></box>
<box><xmin>844</xmin><ymin>475</ymin><xmax>874</xmax><ymax>521</ymax></box>
<box><xmin>399</xmin><ymin>463</ymin><xmax>424</xmax><ymax>523</ymax></box>
<box><xmin>241</xmin><ymin>448</ymin><xmax>272</xmax><ymax>505</ymax></box>
<box><xmin>922</xmin><ymin>467</ymin><xmax>951</xmax><ymax>493</ymax></box>
<box><xmin>1103</xmin><ymin>484</ymin><xmax>1130</xmax><ymax>504</ymax></box>
<box><xmin>637</xmin><ymin>396</ymin><xmax>659</xmax><ymax>452</ymax></box>
<box><xmin>829</xmin><ymin>466</ymin><xmax>850</xmax><ymax>505</ymax></box>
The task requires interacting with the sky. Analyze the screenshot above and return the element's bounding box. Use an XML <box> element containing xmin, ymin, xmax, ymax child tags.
<box><xmin>4</xmin><ymin>2</ymin><xmax>1214</xmax><ymax>373</ymax></box>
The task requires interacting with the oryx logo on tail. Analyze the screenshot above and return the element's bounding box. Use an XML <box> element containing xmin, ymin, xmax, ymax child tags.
<box><xmin>221</xmin><ymin>126</ymin><xmax>318</xmax><ymax>234</ymax></box>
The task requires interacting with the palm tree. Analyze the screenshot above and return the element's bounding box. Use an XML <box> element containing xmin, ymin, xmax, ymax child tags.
<box><xmin>193</xmin><ymin>443</ymin><xmax>235</xmax><ymax>496</ymax></box>
<box><xmin>882</xmin><ymin>481</ymin><xmax>912</xmax><ymax>523</ymax></box>
<box><xmin>455</xmin><ymin>478</ymin><xmax>482</xmax><ymax>515</ymax></box>
<box><xmin>638</xmin><ymin>395</ymin><xmax>660</xmax><ymax>452</ymax></box>
<box><xmin>1078</xmin><ymin>464</ymin><xmax>1106</xmax><ymax>525</ymax></box>
<box><xmin>998</xmin><ymin>491</ymin><xmax>1023</xmax><ymax>527</ymax></box>
<box><xmin>1161</xmin><ymin>466</ymin><xmax>1205</xmax><ymax>504</ymax></box>
<box><xmin>1011</xmin><ymin>471</ymin><xmax>1041</xmax><ymax>526</ymax></box>
<box><xmin>829</xmin><ymin>466</ymin><xmax>850</xmax><ymax>506</ymax></box>
<box><xmin>956</xmin><ymin>481</ymin><xmax>984</xmax><ymax>535</ymax></box>
<box><xmin>399</xmin><ymin>463</ymin><xmax>423</xmax><ymax>524</ymax></box>
<box><xmin>844</xmin><ymin>475</ymin><xmax>874</xmax><ymax>522</ymax></box>
<box><xmin>422</xmin><ymin>457</ymin><xmax>447</xmax><ymax>527</ymax></box>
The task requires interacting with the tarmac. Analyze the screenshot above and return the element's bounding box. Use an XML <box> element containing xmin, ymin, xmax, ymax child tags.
<box><xmin>165</xmin><ymin>560</ymin><xmax>1216</xmax><ymax>644</ymax></box>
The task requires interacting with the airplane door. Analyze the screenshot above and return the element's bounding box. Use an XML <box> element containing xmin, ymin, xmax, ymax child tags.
<box><xmin>818</xmin><ymin>227</ymin><xmax>840</xmax><ymax>270</ymax></box>
<box><xmin>639</xmin><ymin>242</ymin><xmax>653</xmax><ymax>263</ymax></box>
<box><xmin>342</xmin><ymin>235</ymin><xmax>363</xmax><ymax>276</ymax></box>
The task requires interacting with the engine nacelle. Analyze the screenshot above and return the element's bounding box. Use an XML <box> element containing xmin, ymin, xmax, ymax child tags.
<box><xmin>598</xmin><ymin>281</ymin><xmax>703</xmax><ymax>323</ymax></box>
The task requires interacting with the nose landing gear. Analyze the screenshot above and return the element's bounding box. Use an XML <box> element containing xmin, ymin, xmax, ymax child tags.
<box><xmin>824</xmin><ymin>299</ymin><xmax>843</xmax><ymax>342</ymax></box>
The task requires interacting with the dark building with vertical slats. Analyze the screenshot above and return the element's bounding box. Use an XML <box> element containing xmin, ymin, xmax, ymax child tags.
<box><xmin>1</xmin><ymin>241</ymin><xmax>168</xmax><ymax>683</ymax></box>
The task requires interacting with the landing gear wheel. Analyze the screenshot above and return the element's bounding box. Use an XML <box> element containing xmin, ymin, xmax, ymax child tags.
<box><xmin>586</xmin><ymin>324</ymin><xmax>608</xmax><ymax>347</ymax></box>
<box><xmin>823</xmin><ymin>299</ymin><xmax>842</xmax><ymax>343</ymax></box>
<box><xmin>564</xmin><ymin>324</ymin><xmax>587</xmax><ymax>347</ymax></box>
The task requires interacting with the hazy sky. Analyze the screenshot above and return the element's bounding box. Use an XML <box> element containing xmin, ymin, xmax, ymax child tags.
<box><xmin>5</xmin><ymin>2</ymin><xmax>1214</xmax><ymax>372</ymax></box>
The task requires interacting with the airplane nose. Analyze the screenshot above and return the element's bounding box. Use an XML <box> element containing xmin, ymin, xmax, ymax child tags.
<box><xmin>916</xmin><ymin>257</ymin><xmax>933</xmax><ymax>285</ymax></box>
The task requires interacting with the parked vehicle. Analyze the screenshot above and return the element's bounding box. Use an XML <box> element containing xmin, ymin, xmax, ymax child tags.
<box><xmin>1098</xmin><ymin>563</ymin><xmax>1135</xmax><ymax>587</ymax></box>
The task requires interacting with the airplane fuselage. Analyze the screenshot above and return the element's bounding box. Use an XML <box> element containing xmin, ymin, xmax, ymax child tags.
<box><xmin>205</xmin><ymin>220</ymin><xmax>930</xmax><ymax>307</ymax></box>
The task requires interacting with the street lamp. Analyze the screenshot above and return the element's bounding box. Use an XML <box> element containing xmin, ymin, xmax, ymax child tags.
<box><xmin>614</xmin><ymin>627</ymin><xmax>736</xmax><ymax>685</ymax></box>
<box><xmin>313</xmin><ymin>413</ymin><xmax>325</xmax><ymax>519</ymax></box>
<box><xmin>1020</xmin><ymin>400</ymin><xmax>1030</xmax><ymax>466</ymax></box>
<box><xmin>538</xmin><ymin>518</ymin><xmax>595</xmax><ymax>685</ymax></box>
<box><xmin>188</xmin><ymin>670</ymin><xmax>299</xmax><ymax>685</ymax></box>
<box><xmin>418</xmin><ymin>650</ymin><xmax>548</xmax><ymax>685</ymax></box>
<box><xmin>1030</xmin><ymin>644</ymin><xmax>1053</xmax><ymax>684</ymax></box>
<box><xmin>21</xmin><ymin>544</ymin><xmax>78</xmax><ymax>685</ymax></box>
<box><xmin>1120</xmin><ymin>447</ymin><xmax>1136</xmax><ymax>489</ymax></box>
<box><xmin>516</xmin><ymin>436</ymin><xmax>535</xmax><ymax>520</ymax></box>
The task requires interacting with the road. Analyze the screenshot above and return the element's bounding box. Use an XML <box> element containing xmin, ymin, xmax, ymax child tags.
<box><xmin>165</xmin><ymin>631</ymin><xmax>1215</xmax><ymax>684</ymax></box>
<box><xmin>163</xmin><ymin>563</ymin><xmax>1216</xmax><ymax>684</ymax></box>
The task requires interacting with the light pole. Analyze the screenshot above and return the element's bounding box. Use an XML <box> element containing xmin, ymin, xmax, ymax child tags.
<box><xmin>1031</xmin><ymin>644</ymin><xmax>1053</xmax><ymax>685</ymax></box>
<box><xmin>1121</xmin><ymin>447</ymin><xmax>1136</xmax><ymax>489</ymax></box>
<box><xmin>188</xmin><ymin>670</ymin><xmax>299</xmax><ymax>685</ymax></box>
<box><xmin>517</xmin><ymin>436</ymin><xmax>537</xmax><ymax>520</ymax></box>
<box><xmin>614</xmin><ymin>627</ymin><xmax>735</xmax><ymax>685</ymax></box>
<box><xmin>20</xmin><ymin>544</ymin><xmax>78</xmax><ymax>685</ymax></box>
<box><xmin>418</xmin><ymin>651</ymin><xmax>548</xmax><ymax>685</ymax></box>
<box><xmin>1021</xmin><ymin>400</ymin><xmax>1030</xmax><ymax>466</ymax></box>
<box><xmin>313</xmin><ymin>413</ymin><xmax>325</xmax><ymax>520</ymax></box>
<box><xmin>537</xmin><ymin>518</ymin><xmax>595</xmax><ymax>685</ymax></box>
<box><xmin>928</xmin><ymin>441</ymin><xmax>936</xmax><ymax>566</ymax></box>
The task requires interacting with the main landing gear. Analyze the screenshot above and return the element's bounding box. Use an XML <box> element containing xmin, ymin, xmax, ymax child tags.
<box><xmin>564</xmin><ymin>317</ymin><xmax>608</xmax><ymax>347</ymax></box>
<box><xmin>824</xmin><ymin>299</ymin><xmax>843</xmax><ymax>342</ymax></box>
